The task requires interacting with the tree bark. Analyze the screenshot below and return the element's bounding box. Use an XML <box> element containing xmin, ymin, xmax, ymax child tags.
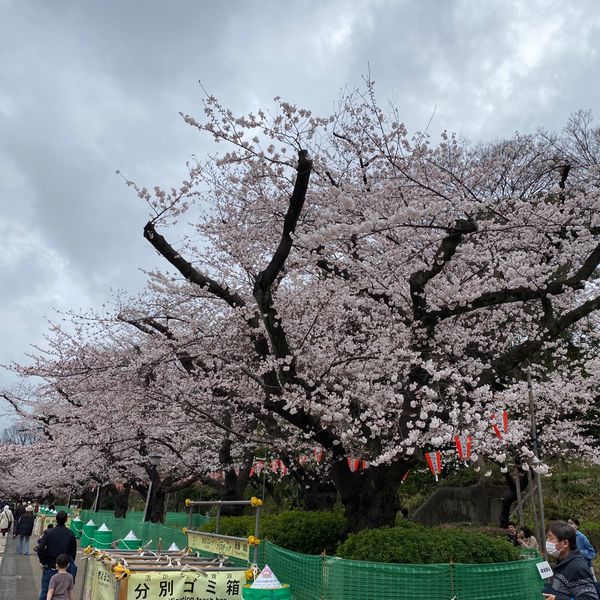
<box><xmin>299</xmin><ymin>477</ymin><xmax>337</xmax><ymax>511</ymax></box>
<box><xmin>331</xmin><ymin>460</ymin><xmax>409</xmax><ymax>532</ymax></box>
<box><xmin>149</xmin><ymin>480</ymin><xmax>167</xmax><ymax>523</ymax></box>
<box><xmin>219</xmin><ymin>467</ymin><xmax>251</xmax><ymax>516</ymax></box>
<box><xmin>287</xmin><ymin>466</ymin><xmax>337</xmax><ymax>511</ymax></box>
<box><xmin>499</xmin><ymin>470</ymin><xmax>529</xmax><ymax>527</ymax></box>
<box><xmin>105</xmin><ymin>483</ymin><xmax>131</xmax><ymax>518</ymax></box>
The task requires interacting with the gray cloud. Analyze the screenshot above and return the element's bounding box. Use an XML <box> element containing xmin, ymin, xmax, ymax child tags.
<box><xmin>1</xmin><ymin>0</ymin><xmax>600</xmax><ymax>424</ymax></box>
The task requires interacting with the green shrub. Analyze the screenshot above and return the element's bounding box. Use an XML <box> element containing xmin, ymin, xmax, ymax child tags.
<box><xmin>261</xmin><ymin>511</ymin><xmax>346</xmax><ymax>555</ymax></box>
<box><xmin>200</xmin><ymin>511</ymin><xmax>347</xmax><ymax>555</ymax></box>
<box><xmin>336</xmin><ymin>524</ymin><xmax>521</xmax><ymax>564</ymax></box>
<box><xmin>199</xmin><ymin>515</ymin><xmax>255</xmax><ymax>538</ymax></box>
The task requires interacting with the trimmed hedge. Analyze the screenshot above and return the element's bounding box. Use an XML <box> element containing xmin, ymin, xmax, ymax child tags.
<box><xmin>336</xmin><ymin>522</ymin><xmax>521</xmax><ymax>564</ymax></box>
<box><xmin>200</xmin><ymin>510</ymin><xmax>346</xmax><ymax>555</ymax></box>
<box><xmin>200</xmin><ymin>515</ymin><xmax>256</xmax><ymax>538</ymax></box>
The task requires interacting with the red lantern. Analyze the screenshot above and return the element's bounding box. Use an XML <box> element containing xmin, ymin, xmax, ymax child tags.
<box><xmin>425</xmin><ymin>451</ymin><xmax>442</xmax><ymax>481</ymax></box>
<box><xmin>347</xmin><ymin>458</ymin><xmax>360</xmax><ymax>472</ymax></box>
<box><xmin>454</xmin><ymin>435</ymin><xmax>472</xmax><ymax>464</ymax></box>
<box><xmin>491</xmin><ymin>413</ymin><xmax>503</xmax><ymax>441</ymax></box>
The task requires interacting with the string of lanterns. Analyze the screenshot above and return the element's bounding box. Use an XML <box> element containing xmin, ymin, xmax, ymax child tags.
<box><xmin>213</xmin><ymin>411</ymin><xmax>511</xmax><ymax>482</ymax></box>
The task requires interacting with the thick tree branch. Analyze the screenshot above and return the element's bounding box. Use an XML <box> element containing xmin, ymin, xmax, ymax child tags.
<box><xmin>143</xmin><ymin>222</ymin><xmax>246</xmax><ymax>309</ymax></box>
<box><xmin>409</xmin><ymin>218</ymin><xmax>478</xmax><ymax>319</ymax></box>
<box><xmin>253</xmin><ymin>150</ymin><xmax>312</xmax><ymax>363</ymax></box>
<box><xmin>428</xmin><ymin>240</ymin><xmax>600</xmax><ymax>322</ymax></box>
<box><xmin>480</xmin><ymin>293</ymin><xmax>600</xmax><ymax>387</ymax></box>
<box><xmin>254</xmin><ymin>150</ymin><xmax>312</xmax><ymax>292</ymax></box>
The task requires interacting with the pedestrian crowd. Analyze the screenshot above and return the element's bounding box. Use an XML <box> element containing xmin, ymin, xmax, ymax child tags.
<box><xmin>1</xmin><ymin>499</ymin><xmax>76</xmax><ymax>600</ymax></box>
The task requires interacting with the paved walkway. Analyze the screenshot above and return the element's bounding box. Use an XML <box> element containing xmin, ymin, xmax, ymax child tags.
<box><xmin>0</xmin><ymin>533</ymin><xmax>85</xmax><ymax>600</ymax></box>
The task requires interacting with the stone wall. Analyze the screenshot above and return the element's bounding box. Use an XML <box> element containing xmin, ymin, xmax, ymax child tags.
<box><xmin>412</xmin><ymin>486</ymin><xmax>505</xmax><ymax>526</ymax></box>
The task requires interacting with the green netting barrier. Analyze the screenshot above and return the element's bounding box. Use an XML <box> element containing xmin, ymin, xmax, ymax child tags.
<box><xmin>73</xmin><ymin>510</ymin><xmax>209</xmax><ymax>550</ymax></box>
<box><xmin>255</xmin><ymin>541</ymin><xmax>544</xmax><ymax>600</ymax></box>
<box><xmin>453</xmin><ymin>558</ymin><xmax>544</xmax><ymax>600</ymax></box>
<box><xmin>56</xmin><ymin>506</ymin><xmax>209</xmax><ymax>529</ymax></box>
<box><xmin>519</xmin><ymin>547</ymin><xmax>541</xmax><ymax>559</ymax></box>
<box><xmin>325</xmin><ymin>556</ymin><xmax>453</xmax><ymax>600</ymax></box>
<box><xmin>259</xmin><ymin>541</ymin><xmax>324</xmax><ymax>600</ymax></box>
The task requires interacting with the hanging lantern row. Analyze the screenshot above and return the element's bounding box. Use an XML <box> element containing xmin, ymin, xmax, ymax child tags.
<box><xmin>248</xmin><ymin>447</ymin><xmax>326</xmax><ymax>477</ymax></box>
<box><xmin>219</xmin><ymin>412</ymin><xmax>511</xmax><ymax>482</ymax></box>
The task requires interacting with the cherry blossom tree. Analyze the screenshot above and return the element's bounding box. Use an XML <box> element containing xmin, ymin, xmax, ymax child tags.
<box><xmin>2</xmin><ymin>87</ymin><xmax>598</xmax><ymax>531</ymax></box>
<box><xmin>1</xmin><ymin>297</ymin><xmax>269</xmax><ymax>519</ymax></box>
<box><xmin>127</xmin><ymin>85</ymin><xmax>600</xmax><ymax>530</ymax></box>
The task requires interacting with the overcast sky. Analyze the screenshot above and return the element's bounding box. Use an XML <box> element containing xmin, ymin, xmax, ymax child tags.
<box><xmin>1</xmin><ymin>0</ymin><xmax>600</xmax><ymax>425</ymax></box>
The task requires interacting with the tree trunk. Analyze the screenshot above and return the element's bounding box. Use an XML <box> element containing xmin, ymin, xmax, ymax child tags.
<box><xmin>219</xmin><ymin>462</ymin><xmax>253</xmax><ymax>516</ymax></box>
<box><xmin>291</xmin><ymin>469</ymin><xmax>337</xmax><ymax>511</ymax></box>
<box><xmin>81</xmin><ymin>487</ymin><xmax>97</xmax><ymax>510</ymax></box>
<box><xmin>331</xmin><ymin>460</ymin><xmax>409</xmax><ymax>532</ymax></box>
<box><xmin>149</xmin><ymin>479</ymin><xmax>167</xmax><ymax>523</ymax></box>
<box><xmin>106</xmin><ymin>484</ymin><xmax>131</xmax><ymax>518</ymax></box>
<box><xmin>136</xmin><ymin>474</ymin><xmax>199</xmax><ymax>523</ymax></box>
<box><xmin>215</xmin><ymin>438</ymin><xmax>253</xmax><ymax>516</ymax></box>
<box><xmin>499</xmin><ymin>469</ymin><xmax>529</xmax><ymax>527</ymax></box>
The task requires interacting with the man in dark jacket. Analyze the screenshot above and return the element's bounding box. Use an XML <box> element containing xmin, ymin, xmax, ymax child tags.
<box><xmin>543</xmin><ymin>521</ymin><xmax>599</xmax><ymax>600</ymax></box>
<box><xmin>36</xmin><ymin>511</ymin><xmax>77</xmax><ymax>600</ymax></box>
<box><xmin>15</xmin><ymin>504</ymin><xmax>35</xmax><ymax>554</ymax></box>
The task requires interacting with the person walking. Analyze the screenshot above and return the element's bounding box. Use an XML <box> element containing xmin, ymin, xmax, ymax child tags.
<box><xmin>36</xmin><ymin>511</ymin><xmax>77</xmax><ymax>600</ymax></box>
<box><xmin>543</xmin><ymin>521</ymin><xmax>599</xmax><ymax>600</ymax></box>
<box><xmin>15</xmin><ymin>504</ymin><xmax>35</xmax><ymax>554</ymax></box>
<box><xmin>12</xmin><ymin>501</ymin><xmax>25</xmax><ymax>537</ymax></box>
<box><xmin>569</xmin><ymin>518</ymin><xmax>597</xmax><ymax>581</ymax></box>
<box><xmin>46</xmin><ymin>553</ymin><xmax>74</xmax><ymax>600</ymax></box>
<box><xmin>0</xmin><ymin>504</ymin><xmax>13</xmax><ymax>536</ymax></box>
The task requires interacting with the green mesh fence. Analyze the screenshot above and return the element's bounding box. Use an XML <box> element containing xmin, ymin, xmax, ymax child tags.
<box><xmin>325</xmin><ymin>556</ymin><xmax>453</xmax><ymax>600</ymax></box>
<box><xmin>453</xmin><ymin>559</ymin><xmax>544</xmax><ymax>600</ymax></box>
<box><xmin>519</xmin><ymin>547</ymin><xmax>541</xmax><ymax>559</ymax></box>
<box><xmin>256</xmin><ymin>541</ymin><xmax>544</xmax><ymax>600</ymax></box>
<box><xmin>259</xmin><ymin>541</ymin><xmax>324</xmax><ymax>600</ymax></box>
<box><xmin>74</xmin><ymin>509</ymin><xmax>209</xmax><ymax>550</ymax></box>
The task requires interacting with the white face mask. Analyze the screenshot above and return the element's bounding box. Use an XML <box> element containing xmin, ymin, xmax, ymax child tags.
<box><xmin>546</xmin><ymin>540</ymin><xmax>561</xmax><ymax>557</ymax></box>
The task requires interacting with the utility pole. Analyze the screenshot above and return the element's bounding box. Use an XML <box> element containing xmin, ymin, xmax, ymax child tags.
<box><xmin>527</xmin><ymin>368</ymin><xmax>547</xmax><ymax>559</ymax></box>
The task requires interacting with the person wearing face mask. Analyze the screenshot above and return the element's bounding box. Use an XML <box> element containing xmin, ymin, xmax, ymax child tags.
<box><xmin>543</xmin><ymin>521</ymin><xmax>599</xmax><ymax>600</ymax></box>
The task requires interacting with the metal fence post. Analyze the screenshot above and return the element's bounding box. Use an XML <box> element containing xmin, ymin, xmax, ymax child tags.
<box><xmin>215</xmin><ymin>505</ymin><xmax>221</xmax><ymax>535</ymax></box>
